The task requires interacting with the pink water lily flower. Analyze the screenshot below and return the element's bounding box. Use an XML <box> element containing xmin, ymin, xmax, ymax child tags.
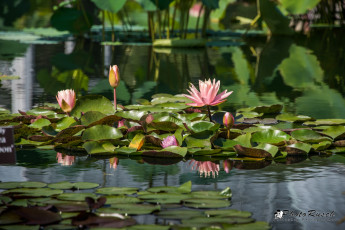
<box><xmin>183</xmin><ymin>79</ymin><xmax>232</xmax><ymax>107</ymax></box>
<box><xmin>161</xmin><ymin>135</ymin><xmax>179</xmax><ymax>148</ymax></box>
<box><xmin>56</xmin><ymin>89</ymin><xmax>76</xmax><ymax>114</ymax></box>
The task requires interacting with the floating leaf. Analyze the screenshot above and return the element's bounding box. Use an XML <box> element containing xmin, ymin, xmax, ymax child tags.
<box><xmin>129</xmin><ymin>133</ymin><xmax>146</xmax><ymax>150</ymax></box>
<box><xmin>14</xmin><ymin>207</ymin><xmax>61</xmax><ymax>225</ymax></box>
<box><xmin>83</xmin><ymin>141</ymin><xmax>115</xmax><ymax>155</ymax></box>
<box><xmin>251</xmin><ymin>130</ymin><xmax>290</xmax><ymax>144</ymax></box>
<box><xmin>190</xmin><ymin>121</ymin><xmax>220</xmax><ymax>133</ymax></box>
<box><xmin>142</xmin><ymin>146</ymin><xmax>187</xmax><ymax>158</ymax></box>
<box><xmin>321</xmin><ymin>126</ymin><xmax>345</xmax><ymax>140</ymax></box>
<box><xmin>285</xmin><ymin>143</ymin><xmax>312</xmax><ymax>155</ymax></box>
<box><xmin>291</xmin><ymin>129</ymin><xmax>331</xmax><ymax>143</ymax></box>
<box><xmin>71</xmin><ymin>95</ymin><xmax>115</xmax><ymax>118</ymax></box>
<box><xmin>185</xmin><ymin>131</ymin><xmax>214</xmax><ymax>148</ymax></box>
<box><xmin>234</xmin><ymin>144</ymin><xmax>276</xmax><ymax>158</ymax></box>
<box><xmin>96</xmin><ymin>187</ymin><xmax>138</xmax><ymax>195</ymax></box>
<box><xmin>48</xmin><ymin>182</ymin><xmax>99</xmax><ymax>190</ymax></box>
<box><xmin>276</xmin><ymin>113</ymin><xmax>313</xmax><ymax>123</ymax></box>
<box><xmin>182</xmin><ymin>216</ymin><xmax>254</xmax><ymax>227</ymax></box>
<box><xmin>205</xmin><ymin>209</ymin><xmax>251</xmax><ymax>218</ymax></box>
<box><xmin>28</xmin><ymin>119</ymin><xmax>51</xmax><ymax>129</ymax></box>
<box><xmin>312</xmin><ymin>141</ymin><xmax>332</xmax><ymax>151</ymax></box>
<box><xmin>82</xmin><ymin>125</ymin><xmax>123</xmax><ymax>141</ymax></box>
<box><xmin>99</xmin><ymin>204</ymin><xmax>160</xmax><ymax>215</ymax></box>
<box><xmin>183</xmin><ymin>198</ymin><xmax>231</xmax><ymax>209</ymax></box>
<box><xmin>56</xmin><ymin>117</ymin><xmax>77</xmax><ymax>131</ymax></box>
<box><xmin>57</xmin><ymin>193</ymin><xmax>98</xmax><ymax>201</ymax></box>
<box><xmin>80</xmin><ymin>111</ymin><xmax>107</xmax><ymax>126</ymax></box>
<box><xmin>3</xmin><ymin>188</ymin><xmax>63</xmax><ymax>197</ymax></box>
<box><xmin>304</xmin><ymin>119</ymin><xmax>345</xmax><ymax>126</ymax></box>
<box><xmin>116</xmin><ymin>110</ymin><xmax>148</xmax><ymax>121</ymax></box>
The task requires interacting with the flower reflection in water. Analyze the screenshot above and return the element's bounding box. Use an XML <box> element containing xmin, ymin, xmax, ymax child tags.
<box><xmin>56</xmin><ymin>152</ymin><xmax>75</xmax><ymax>166</ymax></box>
<box><xmin>189</xmin><ymin>160</ymin><xmax>220</xmax><ymax>178</ymax></box>
<box><xmin>109</xmin><ymin>157</ymin><xmax>119</xmax><ymax>170</ymax></box>
<box><xmin>223</xmin><ymin>159</ymin><xmax>233</xmax><ymax>173</ymax></box>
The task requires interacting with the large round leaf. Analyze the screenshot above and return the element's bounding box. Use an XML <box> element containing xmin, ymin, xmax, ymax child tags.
<box><xmin>82</xmin><ymin>125</ymin><xmax>123</xmax><ymax>141</ymax></box>
<box><xmin>251</xmin><ymin>130</ymin><xmax>290</xmax><ymax>144</ymax></box>
<box><xmin>80</xmin><ymin>111</ymin><xmax>107</xmax><ymax>126</ymax></box>
<box><xmin>71</xmin><ymin>95</ymin><xmax>115</xmax><ymax>118</ymax></box>
<box><xmin>291</xmin><ymin>129</ymin><xmax>331</xmax><ymax>143</ymax></box>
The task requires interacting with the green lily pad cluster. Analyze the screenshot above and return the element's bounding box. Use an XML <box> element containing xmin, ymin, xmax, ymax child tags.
<box><xmin>0</xmin><ymin>181</ymin><xmax>270</xmax><ymax>229</ymax></box>
<box><xmin>1</xmin><ymin>94</ymin><xmax>344</xmax><ymax>162</ymax></box>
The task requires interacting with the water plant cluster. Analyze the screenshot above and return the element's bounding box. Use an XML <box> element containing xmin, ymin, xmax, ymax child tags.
<box><xmin>0</xmin><ymin>181</ymin><xmax>271</xmax><ymax>229</ymax></box>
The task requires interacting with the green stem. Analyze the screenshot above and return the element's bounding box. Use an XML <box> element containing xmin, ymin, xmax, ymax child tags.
<box><xmin>207</xmin><ymin>105</ymin><xmax>212</xmax><ymax>122</ymax></box>
<box><xmin>227</xmin><ymin>129</ymin><xmax>230</xmax><ymax>139</ymax></box>
<box><xmin>114</xmin><ymin>88</ymin><xmax>117</xmax><ymax>111</ymax></box>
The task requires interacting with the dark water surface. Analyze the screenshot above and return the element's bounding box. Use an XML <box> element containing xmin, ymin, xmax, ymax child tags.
<box><xmin>0</xmin><ymin>29</ymin><xmax>345</xmax><ymax>230</ymax></box>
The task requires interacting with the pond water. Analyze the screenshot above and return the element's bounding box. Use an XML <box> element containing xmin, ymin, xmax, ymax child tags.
<box><xmin>0</xmin><ymin>28</ymin><xmax>345</xmax><ymax>230</ymax></box>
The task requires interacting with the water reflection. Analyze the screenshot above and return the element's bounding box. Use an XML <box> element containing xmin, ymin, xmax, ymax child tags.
<box><xmin>56</xmin><ymin>152</ymin><xmax>75</xmax><ymax>166</ymax></box>
<box><xmin>109</xmin><ymin>157</ymin><xmax>119</xmax><ymax>170</ymax></box>
<box><xmin>1</xmin><ymin>149</ymin><xmax>342</xmax><ymax>230</ymax></box>
<box><xmin>189</xmin><ymin>160</ymin><xmax>220</xmax><ymax>178</ymax></box>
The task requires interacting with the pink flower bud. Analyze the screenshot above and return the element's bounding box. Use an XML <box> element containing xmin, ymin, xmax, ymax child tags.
<box><xmin>161</xmin><ymin>135</ymin><xmax>179</xmax><ymax>148</ymax></box>
<box><xmin>109</xmin><ymin>65</ymin><xmax>120</xmax><ymax>88</ymax></box>
<box><xmin>223</xmin><ymin>112</ymin><xmax>234</xmax><ymax>129</ymax></box>
<box><xmin>56</xmin><ymin>89</ymin><xmax>76</xmax><ymax>113</ymax></box>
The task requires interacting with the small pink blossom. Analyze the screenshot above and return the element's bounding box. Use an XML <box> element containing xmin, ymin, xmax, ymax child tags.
<box><xmin>109</xmin><ymin>65</ymin><xmax>120</xmax><ymax>88</ymax></box>
<box><xmin>118</xmin><ymin>119</ymin><xmax>126</xmax><ymax>128</ymax></box>
<box><xmin>56</xmin><ymin>89</ymin><xmax>76</xmax><ymax>113</ymax></box>
<box><xmin>161</xmin><ymin>135</ymin><xmax>178</xmax><ymax>148</ymax></box>
<box><xmin>183</xmin><ymin>79</ymin><xmax>232</xmax><ymax>107</ymax></box>
<box><xmin>223</xmin><ymin>112</ymin><xmax>235</xmax><ymax>129</ymax></box>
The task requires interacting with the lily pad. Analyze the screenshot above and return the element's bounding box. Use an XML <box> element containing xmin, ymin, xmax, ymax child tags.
<box><xmin>57</xmin><ymin>193</ymin><xmax>98</xmax><ymax>201</ymax></box>
<box><xmin>251</xmin><ymin>130</ymin><xmax>291</xmax><ymax>144</ymax></box>
<box><xmin>99</xmin><ymin>204</ymin><xmax>160</xmax><ymax>215</ymax></box>
<box><xmin>321</xmin><ymin>126</ymin><xmax>345</xmax><ymax>140</ymax></box>
<box><xmin>181</xmin><ymin>216</ymin><xmax>254</xmax><ymax>227</ymax></box>
<box><xmin>205</xmin><ymin>209</ymin><xmax>251</xmax><ymax>218</ymax></box>
<box><xmin>3</xmin><ymin>188</ymin><xmax>63</xmax><ymax>197</ymax></box>
<box><xmin>82</xmin><ymin>125</ymin><xmax>123</xmax><ymax>141</ymax></box>
<box><xmin>276</xmin><ymin>113</ymin><xmax>313</xmax><ymax>123</ymax></box>
<box><xmin>96</xmin><ymin>187</ymin><xmax>138</xmax><ymax>195</ymax></box>
<box><xmin>312</xmin><ymin>141</ymin><xmax>332</xmax><ymax>151</ymax></box>
<box><xmin>234</xmin><ymin>144</ymin><xmax>277</xmax><ymax>158</ymax></box>
<box><xmin>80</xmin><ymin>111</ymin><xmax>107</xmax><ymax>126</ymax></box>
<box><xmin>142</xmin><ymin>146</ymin><xmax>188</xmax><ymax>158</ymax></box>
<box><xmin>291</xmin><ymin>129</ymin><xmax>331</xmax><ymax>143</ymax></box>
<box><xmin>48</xmin><ymin>182</ymin><xmax>99</xmax><ymax>190</ymax></box>
<box><xmin>183</xmin><ymin>198</ymin><xmax>231</xmax><ymax>209</ymax></box>
<box><xmin>303</xmin><ymin>119</ymin><xmax>345</xmax><ymax>126</ymax></box>
<box><xmin>285</xmin><ymin>142</ymin><xmax>312</xmax><ymax>155</ymax></box>
<box><xmin>83</xmin><ymin>141</ymin><xmax>116</xmax><ymax>155</ymax></box>
<box><xmin>71</xmin><ymin>95</ymin><xmax>115</xmax><ymax>118</ymax></box>
<box><xmin>28</xmin><ymin>118</ymin><xmax>51</xmax><ymax>129</ymax></box>
<box><xmin>223</xmin><ymin>221</ymin><xmax>271</xmax><ymax>230</ymax></box>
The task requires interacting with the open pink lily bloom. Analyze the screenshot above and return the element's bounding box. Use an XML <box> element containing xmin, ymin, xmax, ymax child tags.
<box><xmin>161</xmin><ymin>135</ymin><xmax>179</xmax><ymax>148</ymax></box>
<box><xmin>183</xmin><ymin>79</ymin><xmax>232</xmax><ymax>107</ymax></box>
<box><xmin>56</xmin><ymin>89</ymin><xmax>76</xmax><ymax>113</ymax></box>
